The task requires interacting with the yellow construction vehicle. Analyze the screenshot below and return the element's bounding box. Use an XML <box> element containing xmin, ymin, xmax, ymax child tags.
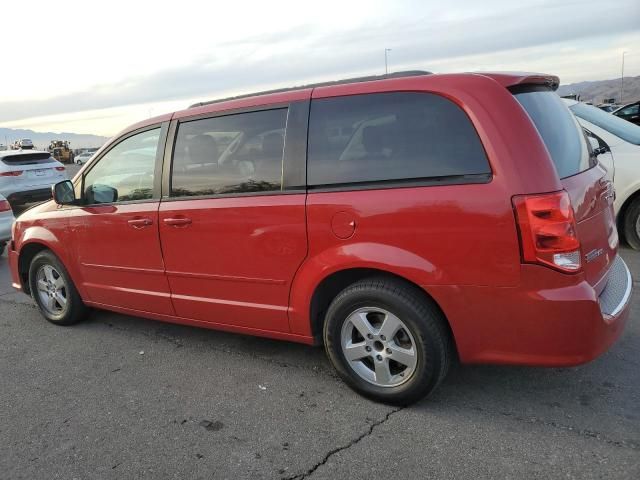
<box><xmin>48</xmin><ymin>140</ymin><xmax>75</xmax><ymax>164</ymax></box>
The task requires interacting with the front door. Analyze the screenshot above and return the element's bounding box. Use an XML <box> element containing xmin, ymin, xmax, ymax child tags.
<box><xmin>158</xmin><ymin>107</ymin><xmax>307</xmax><ymax>332</ymax></box>
<box><xmin>68</xmin><ymin>126</ymin><xmax>174</xmax><ymax>315</ymax></box>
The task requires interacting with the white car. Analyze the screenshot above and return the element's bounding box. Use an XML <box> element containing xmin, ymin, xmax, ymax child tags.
<box><xmin>19</xmin><ymin>138</ymin><xmax>34</xmax><ymax>149</ymax></box>
<box><xmin>75</xmin><ymin>151</ymin><xmax>95</xmax><ymax>165</ymax></box>
<box><xmin>564</xmin><ymin>99</ymin><xmax>640</xmax><ymax>249</ymax></box>
<box><xmin>0</xmin><ymin>150</ymin><xmax>67</xmax><ymax>206</ymax></box>
<box><xmin>0</xmin><ymin>193</ymin><xmax>15</xmax><ymax>256</ymax></box>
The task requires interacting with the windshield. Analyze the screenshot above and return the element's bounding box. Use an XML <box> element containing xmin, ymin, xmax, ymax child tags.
<box><xmin>570</xmin><ymin>102</ymin><xmax>640</xmax><ymax>145</ymax></box>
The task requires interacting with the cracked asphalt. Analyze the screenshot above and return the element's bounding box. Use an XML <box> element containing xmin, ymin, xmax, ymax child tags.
<box><xmin>0</xmin><ymin>239</ymin><xmax>638</xmax><ymax>479</ymax></box>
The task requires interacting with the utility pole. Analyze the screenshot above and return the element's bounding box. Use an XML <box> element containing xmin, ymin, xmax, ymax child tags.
<box><xmin>620</xmin><ymin>51</ymin><xmax>627</xmax><ymax>104</ymax></box>
<box><xmin>385</xmin><ymin>48</ymin><xmax>392</xmax><ymax>75</ymax></box>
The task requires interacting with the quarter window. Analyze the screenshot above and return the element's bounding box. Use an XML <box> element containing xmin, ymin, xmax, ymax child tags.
<box><xmin>171</xmin><ymin>109</ymin><xmax>287</xmax><ymax>197</ymax></box>
<box><xmin>307</xmin><ymin>92</ymin><xmax>491</xmax><ymax>186</ymax></box>
<box><xmin>83</xmin><ymin>128</ymin><xmax>160</xmax><ymax>204</ymax></box>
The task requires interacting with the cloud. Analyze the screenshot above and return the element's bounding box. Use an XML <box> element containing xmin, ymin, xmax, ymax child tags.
<box><xmin>1</xmin><ymin>0</ymin><xmax>638</xmax><ymax>124</ymax></box>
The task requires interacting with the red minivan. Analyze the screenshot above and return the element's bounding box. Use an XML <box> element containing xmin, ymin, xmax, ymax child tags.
<box><xmin>8</xmin><ymin>71</ymin><xmax>632</xmax><ymax>404</ymax></box>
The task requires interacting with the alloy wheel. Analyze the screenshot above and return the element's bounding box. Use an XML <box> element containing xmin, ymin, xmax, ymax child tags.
<box><xmin>36</xmin><ymin>264</ymin><xmax>68</xmax><ymax>315</ymax></box>
<box><xmin>340</xmin><ymin>307</ymin><xmax>418</xmax><ymax>387</ymax></box>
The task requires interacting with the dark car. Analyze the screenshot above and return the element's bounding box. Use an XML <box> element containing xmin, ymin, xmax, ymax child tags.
<box><xmin>613</xmin><ymin>101</ymin><xmax>640</xmax><ymax>125</ymax></box>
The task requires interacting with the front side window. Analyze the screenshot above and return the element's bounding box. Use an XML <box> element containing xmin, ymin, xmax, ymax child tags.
<box><xmin>171</xmin><ymin>108</ymin><xmax>287</xmax><ymax>197</ymax></box>
<box><xmin>307</xmin><ymin>92</ymin><xmax>491</xmax><ymax>186</ymax></box>
<box><xmin>83</xmin><ymin>128</ymin><xmax>160</xmax><ymax>204</ymax></box>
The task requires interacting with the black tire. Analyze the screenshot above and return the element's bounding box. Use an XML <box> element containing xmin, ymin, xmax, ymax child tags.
<box><xmin>623</xmin><ymin>197</ymin><xmax>640</xmax><ymax>250</ymax></box>
<box><xmin>323</xmin><ymin>277</ymin><xmax>452</xmax><ymax>405</ymax></box>
<box><xmin>28</xmin><ymin>250</ymin><xmax>88</xmax><ymax>326</ymax></box>
<box><xmin>0</xmin><ymin>242</ymin><xmax>6</xmax><ymax>256</ymax></box>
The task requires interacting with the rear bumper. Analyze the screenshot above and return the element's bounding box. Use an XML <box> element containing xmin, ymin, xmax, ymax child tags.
<box><xmin>430</xmin><ymin>256</ymin><xmax>632</xmax><ymax>367</ymax></box>
<box><xmin>0</xmin><ymin>211</ymin><xmax>14</xmax><ymax>242</ymax></box>
<box><xmin>6</xmin><ymin>188</ymin><xmax>51</xmax><ymax>205</ymax></box>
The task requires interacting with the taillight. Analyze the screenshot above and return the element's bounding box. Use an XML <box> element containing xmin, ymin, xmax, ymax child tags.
<box><xmin>0</xmin><ymin>171</ymin><xmax>23</xmax><ymax>176</ymax></box>
<box><xmin>55</xmin><ymin>166</ymin><xmax>65</xmax><ymax>171</ymax></box>
<box><xmin>0</xmin><ymin>200</ymin><xmax>10</xmax><ymax>212</ymax></box>
<box><xmin>513</xmin><ymin>190</ymin><xmax>581</xmax><ymax>273</ymax></box>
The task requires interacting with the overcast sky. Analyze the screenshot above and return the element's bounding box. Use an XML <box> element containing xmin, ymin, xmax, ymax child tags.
<box><xmin>1</xmin><ymin>0</ymin><xmax>638</xmax><ymax>137</ymax></box>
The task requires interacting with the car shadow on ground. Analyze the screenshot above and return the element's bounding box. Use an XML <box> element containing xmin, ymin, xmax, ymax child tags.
<box><xmin>79</xmin><ymin>305</ymin><xmax>638</xmax><ymax>417</ymax></box>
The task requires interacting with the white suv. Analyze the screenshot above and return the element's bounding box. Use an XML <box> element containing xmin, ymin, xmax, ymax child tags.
<box><xmin>0</xmin><ymin>150</ymin><xmax>67</xmax><ymax>206</ymax></box>
<box><xmin>0</xmin><ymin>193</ymin><xmax>14</xmax><ymax>255</ymax></box>
<box><xmin>564</xmin><ymin>99</ymin><xmax>640</xmax><ymax>249</ymax></box>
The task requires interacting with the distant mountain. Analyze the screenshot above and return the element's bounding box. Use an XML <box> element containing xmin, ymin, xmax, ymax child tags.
<box><xmin>558</xmin><ymin>76</ymin><xmax>640</xmax><ymax>105</ymax></box>
<box><xmin>0</xmin><ymin>127</ymin><xmax>108</xmax><ymax>150</ymax></box>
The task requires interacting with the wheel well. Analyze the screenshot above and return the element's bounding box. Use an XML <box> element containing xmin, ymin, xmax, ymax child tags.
<box><xmin>617</xmin><ymin>189</ymin><xmax>640</xmax><ymax>243</ymax></box>
<box><xmin>309</xmin><ymin>268</ymin><xmax>457</xmax><ymax>356</ymax></box>
<box><xmin>18</xmin><ymin>243</ymin><xmax>49</xmax><ymax>295</ymax></box>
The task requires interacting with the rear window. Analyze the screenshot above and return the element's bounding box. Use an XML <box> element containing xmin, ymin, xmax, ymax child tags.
<box><xmin>307</xmin><ymin>92</ymin><xmax>491</xmax><ymax>186</ymax></box>
<box><xmin>0</xmin><ymin>152</ymin><xmax>55</xmax><ymax>166</ymax></box>
<box><xmin>569</xmin><ymin>102</ymin><xmax>640</xmax><ymax>146</ymax></box>
<box><xmin>515</xmin><ymin>90</ymin><xmax>593</xmax><ymax>178</ymax></box>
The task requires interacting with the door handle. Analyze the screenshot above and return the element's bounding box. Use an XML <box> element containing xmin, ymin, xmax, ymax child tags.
<box><xmin>128</xmin><ymin>218</ymin><xmax>153</xmax><ymax>228</ymax></box>
<box><xmin>163</xmin><ymin>217</ymin><xmax>192</xmax><ymax>227</ymax></box>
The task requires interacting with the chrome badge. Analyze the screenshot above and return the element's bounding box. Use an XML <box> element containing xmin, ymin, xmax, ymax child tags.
<box><xmin>585</xmin><ymin>248</ymin><xmax>604</xmax><ymax>263</ymax></box>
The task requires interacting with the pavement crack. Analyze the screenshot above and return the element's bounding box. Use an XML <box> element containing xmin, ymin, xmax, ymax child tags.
<box><xmin>282</xmin><ymin>407</ymin><xmax>404</xmax><ymax>480</ymax></box>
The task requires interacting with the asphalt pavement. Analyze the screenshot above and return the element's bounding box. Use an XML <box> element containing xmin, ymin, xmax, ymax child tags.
<box><xmin>0</xmin><ymin>211</ymin><xmax>638</xmax><ymax>479</ymax></box>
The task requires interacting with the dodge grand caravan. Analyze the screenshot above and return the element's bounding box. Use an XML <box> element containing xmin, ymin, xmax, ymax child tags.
<box><xmin>8</xmin><ymin>71</ymin><xmax>632</xmax><ymax>404</ymax></box>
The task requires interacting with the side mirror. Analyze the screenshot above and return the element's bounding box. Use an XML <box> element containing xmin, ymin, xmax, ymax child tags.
<box><xmin>52</xmin><ymin>180</ymin><xmax>76</xmax><ymax>205</ymax></box>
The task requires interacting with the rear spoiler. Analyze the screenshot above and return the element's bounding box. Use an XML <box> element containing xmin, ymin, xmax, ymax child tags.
<box><xmin>478</xmin><ymin>72</ymin><xmax>560</xmax><ymax>92</ymax></box>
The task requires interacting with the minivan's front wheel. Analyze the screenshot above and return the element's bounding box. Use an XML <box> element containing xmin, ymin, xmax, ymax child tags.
<box><xmin>29</xmin><ymin>250</ymin><xmax>88</xmax><ymax>326</ymax></box>
<box><xmin>323</xmin><ymin>278</ymin><xmax>452</xmax><ymax>405</ymax></box>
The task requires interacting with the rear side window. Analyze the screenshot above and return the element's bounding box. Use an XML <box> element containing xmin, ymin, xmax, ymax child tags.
<box><xmin>307</xmin><ymin>92</ymin><xmax>491</xmax><ymax>186</ymax></box>
<box><xmin>515</xmin><ymin>90</ymin><xmax>593</xmax><ymax>179</ymax></box>
<box><xmin>171</xmin><ymin>109</ymin><xmax>287</xmax><ymax>197</ymax></box>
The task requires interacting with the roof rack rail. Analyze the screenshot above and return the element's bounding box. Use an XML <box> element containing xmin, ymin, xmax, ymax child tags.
<box><xmin>188</xmin><ymin>70</ymin><xmax>432</xmax><ymax>109</ymax></box>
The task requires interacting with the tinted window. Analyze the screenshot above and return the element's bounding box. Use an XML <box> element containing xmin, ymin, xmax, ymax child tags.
<box><xmin>617</xmin><ymin>103</ymin><xmax>639</xmax><ymax>116</ymax></box>
<box><xmin>570</xmin><ymin>102</ymin><xmax>640</xmax><ymax>145</ymax></box>
<box><xmin>516</xmin><ymin>91</ymin><xmax>592</xmax><ymax>178</ymax></box>
<box><xmin>307</xmin><ymin>92</ymin><xmax>490</xmax><ymax>186</ymax></box>
<box><xmin>83</xmin><ymin>128</ymin><xmax>160</xmax><ymax>204</ymax></box>
<box><xmin>171</xmin><ymin>109</ymin><xmax>287</xmax><ymax>197</ymax></box>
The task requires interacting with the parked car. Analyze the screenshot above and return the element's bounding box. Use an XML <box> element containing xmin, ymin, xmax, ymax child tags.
<box><xmin>597</xmin><ymin>104</ymin><xmax>620</xmax><ymax>113</ymax></box>
<box><xmin>564</xmin><ymin>99</ymin><xmax>640</xmax><ymax>249</ymax></box>
<box><xmin>74</xmin><ymin>151</ymin><xmax>95</xmax><ymax>165</ymax></box>
<box><xmin>19</xmin><ymin>139</ymin><xmax>34</xmax><ymax>150</ymax></box>
<box><xmin>0</xmin><ymin>194</ymin><xmax>15</xmax><ymax>256</ymax></box>
<box><xmin>0</xmin><ymin>150</ymin><xmax>67</xmax><ymax>206</ymax></box>
<box><xmin>612</xmin><ymin>101</ymin><xmax>640</xmax><ymax>126</ymax></box>
<box><xmin>8</xmin><ymin>72</ymin><xmax>631</xmax><ymax>405</ymax></box>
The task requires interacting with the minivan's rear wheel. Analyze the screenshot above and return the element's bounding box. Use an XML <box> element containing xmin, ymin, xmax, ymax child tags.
<box><xmin>623</xmin><ymin>197</ymin><xmax>640</xmax><ymax>251</ymax></box>
<box><xmin>323</xmin><ymin>277</ymin><xmax>452</xmax><ymax>405</ymax></box>
<box><xmin>29</xmin><ymin>250</ymin><xmax>88</xmax><ymax>325</ymax></box>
